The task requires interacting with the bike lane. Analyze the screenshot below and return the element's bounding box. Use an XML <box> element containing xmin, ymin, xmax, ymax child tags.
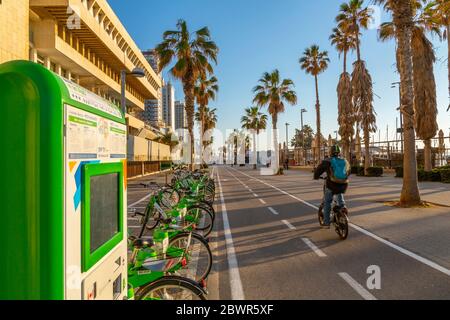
<box><xmin>215</xmin><ymin>166</ymin><xmax>366</xmax><ymax>299</ymax></box>
<box><xmin>221</xmin><ymin>166</ymin><xmax>450</xmax><ymax>300</ymax></box>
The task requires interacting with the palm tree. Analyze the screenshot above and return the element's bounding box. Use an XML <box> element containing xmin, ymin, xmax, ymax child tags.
<box><xmin>377</xmin><ymin>0</ymin><xmax>439</xmax><ymax>172</ymax></box>
<box><xmin>194</xmin><ymin>75</ymin><xmax>219</xmax><ymax>158</ymax></box>
<box><xmin>291</xmin><ymin>124</ymin><xmax>315</xmax><ymax>149</ymax></box>
<box><xmin>336</xmin><ymin>0</ymin><xmax>376</xmax><ymax>175</ymax></box>
<box><xmin>156</xmin><ymin>20</ymin><xmax>218</xmax><ymax>169</ymax></box>
<box><xmin>156</xmin><ymin>132</ymin><xmax>180</xmax><ymax>150</ymax></box>
<box><xmin>299</xmin><ymin>45</ymin><xmax>329</xmax><ymax>164</ymax></box>
<box><xmin>196</xmin><ymin>107</ymin><xmax>217</xmax><ymax>164</ymax></box>
<box><xmin>390</xmin><ymin>0</ymin><xmax>422</xmax><ymax>206</ymax></box>
<box><xmin>330</xmin><ymin>27</ymin><xmax>357</xmax><ymax>161</ymax></box>
<box><xmin>241</xmin><ymin>107</ymin><xmax>268</xmax><ymax>169</ymax></box>
<box><xmin>424</xmin><ymin>1</ymin><xmax>450</xmax><ymax>111</ymax></box>
<box><xmin>253</xmin><ymin>70</ymin><xmax>297</xmax><ymax>174</ymax></box>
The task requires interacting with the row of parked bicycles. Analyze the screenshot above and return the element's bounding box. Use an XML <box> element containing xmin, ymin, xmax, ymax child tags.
<box><xmin>127</xmin><ymin>166</ymin><xmax>216</xmax><ymax>300</ymax></box>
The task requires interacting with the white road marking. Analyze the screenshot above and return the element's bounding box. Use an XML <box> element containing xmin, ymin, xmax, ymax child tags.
<box><xmin>230</xmin><ymin>168</ymin><xmax>318</xmax><ymax>210</ymax></box>
<box><xmin>338</xmin><ymin>273</ymin><xmax>377</xmax><ymax>300</ymax></box>
<box><xmin>302</xmin><ymin>238</ymin><xmax>327</xmax><ymax>257</ymax></box>
<box><xmin>268</xmin><ymin>207</ymin><xmax>279</xmax><ymax>215</ymax></box>
<box><xmin>253</xmin><ymin>193</ymin><xmax>259</xmax><ymax>198</ymax></box>
<box><xmin>217</xmin><ymin>169</ymin><xmax>245</xmax><ymax>300</ymax></box>
<box><xmin>282</xmin><ymin>220</ymin><xmax>296</xmax><ymax>230</ymax></box>
<box><xmin>128</xmin><ymin>194</ymin><xmax>151</xmax><ymax>208</ymax></box>
<box><xmin>259</xmin><ymin>199</ymin><xmax>267</xmax><ymax>205</ymax></box>
<box><xmin>230</xmin><ymin>167</ymin><xmax>450</xmax><ymax>278</ymax></box>
<box><xmin>351</xmin><ymin>224</ymin><xmax>450</xmax><ymax>277</ymax></box>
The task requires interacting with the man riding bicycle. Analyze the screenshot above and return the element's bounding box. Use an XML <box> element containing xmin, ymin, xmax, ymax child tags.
<box><xmin>314</xmin><ymin>145</ymin><xmax>350</xmax><ymax>229</ymax></box>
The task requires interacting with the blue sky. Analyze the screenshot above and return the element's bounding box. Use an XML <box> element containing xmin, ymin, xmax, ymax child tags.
<box><xmin>109</xmin><ymin>0</ymin><xmax>449</xmax><ymax>145</ymax></box>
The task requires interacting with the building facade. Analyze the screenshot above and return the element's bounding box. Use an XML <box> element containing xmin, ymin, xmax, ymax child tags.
<box><xmin>175</xmin><ymin>100</ymin><xmax>187</xmax><ymax>130</ymax></box>
<box><xmin>142</xmin><ymin>49</ymin><xmax>160</xmax><ymax>75</ymax></box>
<box><xmin>162</xmin><ymin>82</ymin><xmax>176</xmax><ymax>131</ymax></box>
<box><xmin>0</xmin><ymin>0</ymin><xmax>171</xmax><ymax>162</ymax></box>
<box><xmin>142</xmin><ymin>98</ymin><xmax>163</xmax><ymax>128</ymax></box>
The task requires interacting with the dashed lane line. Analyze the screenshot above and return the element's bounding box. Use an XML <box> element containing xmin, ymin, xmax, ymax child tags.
<box><xmin>230</xmin><ymin>167</ymin><xmax>450</xmax><ymax>278</ymax></box>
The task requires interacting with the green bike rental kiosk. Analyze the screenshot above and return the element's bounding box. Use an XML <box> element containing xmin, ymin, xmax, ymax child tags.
<box><xmin>0</xmin><ymin>61</ymin><xmax>128</xmax><ymax>300</ymax></box>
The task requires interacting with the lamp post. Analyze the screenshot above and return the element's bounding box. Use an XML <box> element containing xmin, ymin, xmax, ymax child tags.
<box><xmin>285</xmin><ymin>123</ymin><xmax>290</xmax><ymax>169</ymax></box>
<box><xmin>391</xmin><ymin>82</ymin><xmax>403</xmax><ymax>155</ymax></box>
<box><xmin>334</xmin><ymin>130</ymin><xmax>338</xmax><ymax>142</ymax></box>
<box><xmin>300</xmin><ymin>108</ymin><xmax>307</xmax><ymax>166</ymax></box>
<box><xmin>121</xmin><ymin>67</ymin><xmax>146</xmax><ymax>116</ymax></box>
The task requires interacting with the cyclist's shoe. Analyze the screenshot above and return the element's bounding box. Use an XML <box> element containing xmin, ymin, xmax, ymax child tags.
<box><xmin>321</xmin><ymin>224</ymin><xmax>331</xmax><ymax>230</ymax></box>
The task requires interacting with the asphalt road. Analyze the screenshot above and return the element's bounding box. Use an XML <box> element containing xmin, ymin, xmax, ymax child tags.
<box><xmin>213</xmin><ymin>165</ymin><xmax>450</xmax><ymax>300</ymax></box>
<box><xmin>126</xmin><ymin>166</ymin><xmax>450</xmax><ymax>300</ymax></box>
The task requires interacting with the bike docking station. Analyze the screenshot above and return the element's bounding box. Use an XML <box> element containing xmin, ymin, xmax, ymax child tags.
<box><xmin>0</xmin><ymin>61</ymin><xmax>128</xmax><ymax>300</ymax></box>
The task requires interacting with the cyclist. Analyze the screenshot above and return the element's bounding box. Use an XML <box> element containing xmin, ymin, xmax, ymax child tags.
<box><xmin>314</xmin><ymin>145</ymin><xmax>350</xmax><ymax>229</ymax></box>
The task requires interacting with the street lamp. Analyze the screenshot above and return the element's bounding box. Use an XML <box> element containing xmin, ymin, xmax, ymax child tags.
<box><xmin>391</xmin><ymin>82</ymin><xmax>404</xmax><ymax>154</ymax></box>
<box><xmin>121</xmin><ymin>67</ymin><xmax>146</xmax><ymax>116</ymax></box>
<box><xmin>285</xmin><ymin>123</ymin><xmax>290</xmax><ymax>169</ymax></box>
<box><xmin>334</xmin><ymin>130</ymin><xmax>338</xmax><ymax>142</ymax></box>
<box><xmin>300</xmin><ymin>108</ymin><xmax>307</xmax><ymax>166</ymax></box>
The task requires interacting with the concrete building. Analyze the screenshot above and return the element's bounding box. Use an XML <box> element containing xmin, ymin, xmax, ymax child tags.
<box><xmin>142</xmin><ymin>98</ymin><xmax>163</xmax><ymax>128</ymax></box>
<box><xmin>162</xmin><ymin>82</ymin><xmax>175</xmax><ymax>131</ymax></box>
<box><xmin>142</xmin><ymin>49</ymin><xmax>160</xmax><ymax>75</ymax></box>
<box><xmin>175</xmin><ymin>100</ymin><xmax>187</xmax><ymax>130</ymax></box>
<box><xmin>0</xmin><ymin>0</ymin><xmax>171</xmax><ymax>163</ymax></box>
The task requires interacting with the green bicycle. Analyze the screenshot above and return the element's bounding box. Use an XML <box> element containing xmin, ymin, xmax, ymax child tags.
<box><xmin>127</xmin><ymin>236</ymin><xmax>208</xmax><ymax>300</ymax></box>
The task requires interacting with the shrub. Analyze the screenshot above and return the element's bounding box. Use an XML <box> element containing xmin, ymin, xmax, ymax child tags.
<box><xmin>351</xmin><ymin>166</ymin><xmax>360</xmax><ymax>175</ymax></box>
<box><xmin>366</xmin><ymin>167</ymin><xmax>383</xmax><ymax>177</ymax></box>
<box><xmin>356</xmin><ymin>166</ymin><xmax>365</xmax><ymax>176</ymax></box>
<box><xmin>430</xmin><ymin>169</ymin><xmax>442</xmax><ymax>182</ymax></box>
<box><xmin>440</xmin><ymin>169</ymin><xmax>450</xmax><ymax>183</ymax></box>
<box><xmin>418</xmin><ymin>169</ymin><xmax>429</xmax><ymax>182</ymax></box>
<box><xmin>395</xmin><ymin>166</ymin><xmax>403</xmax><ymax>178</ymax></box>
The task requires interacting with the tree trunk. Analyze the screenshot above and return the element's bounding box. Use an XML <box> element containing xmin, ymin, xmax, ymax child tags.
<box><xmin>344</xmin><ymin>51</ymin><xmax>347</xmax><ymax>74</ymax></box>
<box><xmin>447</xmin><ymin>23</ymin><xmax>450</xmax><ymax>110</ymax></box>
<box><xmin>272</xmin><ymin>114</ymin><xmax>280</xmax><ymax>173</ymax></box>
<box><xmin>183</xmin><ymin>75</ymin><xmax>195</xmax><ymax>170</ymax></box>
<box><xmin>364</xmin><ymin>126</ymin><xmax>371</xmax><ymax>175</ymax></box>
<box><xmin>355</xmin><ymin>32</ymin><xmax>361</xmax><ymax>62</ymax></box>
<box><xmin>314</xmin><ymin>75</ymin><xmax>321</xmax><ymax>164</ymax></box>
<box><xmin>424</xmin><ymin>139</ymin><xmax>432</xmax><ymax>172</ymax></box>
<box><xmin>200</xmin><ymin>104</ymin><xmax>205</xmax><ymax>166</ymax></box>
<box><xmin>394</xmin><ymin>0</ymin><xmax>421</xmax><ymax>206</ymax></box>
<box><xmin>344</xmin><ymin>139</ymin><xmax>351</xmax><ymax>163</ymax></box>
<box><xmin>253</xmin><ymin>131</ymin><xmax>257</xmax><ymax>170</ymax></box>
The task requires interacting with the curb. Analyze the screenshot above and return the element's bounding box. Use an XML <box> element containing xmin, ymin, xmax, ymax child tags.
<box><xmin>127</xmin><ymin>169</ymin><xmax>173</xmax><ymax>181</ymax></box>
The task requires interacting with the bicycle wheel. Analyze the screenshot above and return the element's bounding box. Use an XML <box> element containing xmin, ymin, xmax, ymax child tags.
<box><xmin>318</xmin><ymin>204</ymin><xmax>325</xmax><ymax>226</ymax></box>
<box><xmin>190</xmin><ymin>201</ymin><xmax>215</xmax><ymax>221</ymax></box>
<box><xmin>169</xmin><ymin>233</ymin><xmax>213</xmax><ymax>282</ymax></box>
<box><xmin>136</xmin><ymin>276</ymin><xmax>207</xmax><ymax>300</ymax></box>
<box><xmin>161</xmin><ymin>189</ymin><xmax>180</xmax><ymax>209</ymax></box>
<box><xmin>187</xmin><ymin>206</ymin><xmax>214</xmax><ymax>238</ymax></box>
<box><xmin>335</xmin><ymin>210</ymin><xmax>349</xmax><ymax>240</ymax></box>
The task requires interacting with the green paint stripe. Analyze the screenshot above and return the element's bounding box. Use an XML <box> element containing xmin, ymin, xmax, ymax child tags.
<box><xmin>69</xmin><ymin>115</ymin><xmax>97</xmax><ymax>127</ymax></box>
<box><xmin>111</xmin><ymin>127</ymin><xmax>126</xmax><ymax>135</ymax></box>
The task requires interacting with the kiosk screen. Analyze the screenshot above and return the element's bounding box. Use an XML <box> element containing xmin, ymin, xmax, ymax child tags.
<box><xmin>89</xmin><ymin>173</ymin><xmax>119</xmax><ymax>253</ymax></box>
